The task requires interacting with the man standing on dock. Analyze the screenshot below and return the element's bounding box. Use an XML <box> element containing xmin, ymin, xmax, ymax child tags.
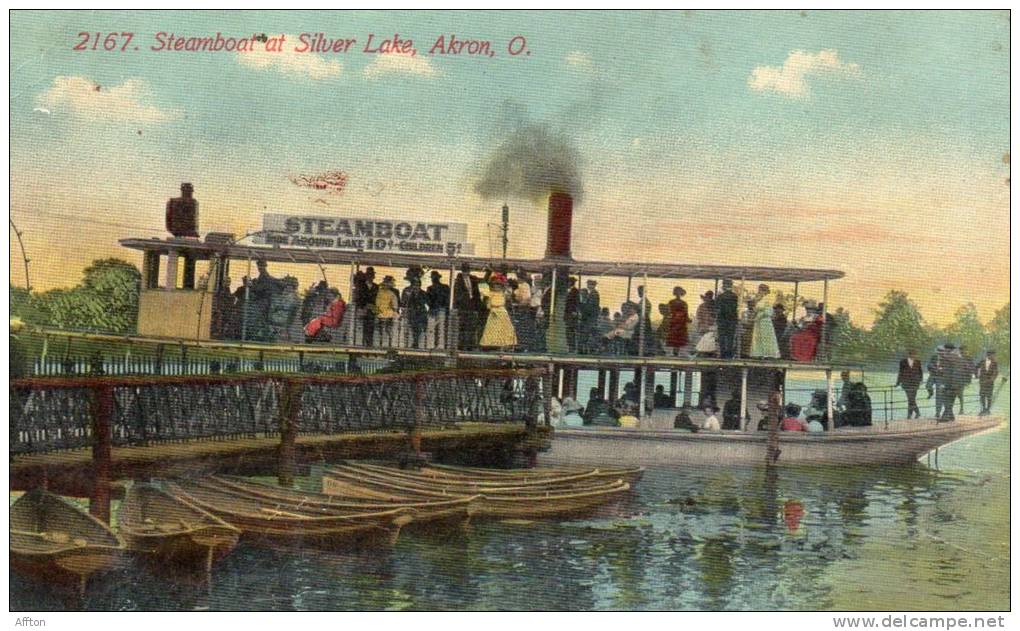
<box><xmin>975</xmin><ymin>350</ymin><xmax>999</xmax><ymax>416</ymax></box>
<box><xmin>716</xmin><ymin>279</ymin><xmax>739</xmax><ymax>359</ymax></box>
<box><xmin>896</xmin><ymin>349</ymin><xmax>924</xmax><ymax>419</ymax></box>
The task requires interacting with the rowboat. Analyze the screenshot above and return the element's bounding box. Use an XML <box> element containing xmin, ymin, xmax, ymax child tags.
<box><xmin>10</xmin><ymin>488</ymin><xmax>125</xmax><ymax>596</ymax></box>
<box><xmin>323</xmin><ymin>467</ymin><xmax>632</xmax><ymax>520</ymax></box>
<box><xmin>202</xmin><ymin>475</ymin><xmax>478</xmax><ymax>532</ymax></box>
<box><xmin>355</xmin><ymin>461</ymin><xmax>646</xmax><ymax>486</ymax></box>
<box><xmin>165</xmin><ymin>480</ymin><xmax>414</xmax><ymax>548</ymax></box>
<box><xmin>118</xmin><ymin>483</ymin><xmax>240</xmax><ymax>573</ymax></box>
<box><xmin>338</xmin><ymin>462</ymin><xmax>635</xmax><ymax>493</ymax></box>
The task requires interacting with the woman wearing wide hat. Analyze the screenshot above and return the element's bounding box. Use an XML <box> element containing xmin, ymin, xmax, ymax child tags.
<box><xmin>478</xmin><ymin>272</ymin><xmax>517</xmax><ymax>350</ymax></box>
<box><xmin>789</xmin><ymin>299</ymin><xmax>824</xmax><ymax>362</ymax></box>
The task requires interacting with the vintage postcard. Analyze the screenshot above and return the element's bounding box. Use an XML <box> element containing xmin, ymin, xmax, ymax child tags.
<box><xmin>7</xmin><ymin>9</ymin><xmax>1010</xmax><ymax>619</ymax></box>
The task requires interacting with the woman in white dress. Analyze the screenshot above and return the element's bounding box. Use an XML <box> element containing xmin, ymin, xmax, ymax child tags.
<box><xmin>749</xmin><ymin>283</ymin><xmax>780</xmax><ymax>359</ymax></box>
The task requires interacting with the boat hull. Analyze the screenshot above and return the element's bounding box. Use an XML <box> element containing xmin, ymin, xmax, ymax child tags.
<box><xmin>11</xmin><ymin>547</ymin><xmax>122</xmax><ymax>588</ymax></box>
<box><xmin>322</xmin><ymin>469</ymin><xmax>632</xmax><ymax>520</ymax></box>
<box><xmin>543</xmin><ymin>416</ymin><xmax>1002</xmax><ymax>467</ymax></box>
<box><xmin>204</xmin><ymin>476</ymin><xmax>476</xmax><ymax>534</ymax></box>
<box><xmin>165</xmin><ymin>482</ymin><xmax>412</xmax><ymax>548</ymax></box>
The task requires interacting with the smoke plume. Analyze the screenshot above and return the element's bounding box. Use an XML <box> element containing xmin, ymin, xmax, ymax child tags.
<box><xmin>474</xmin><ymin>116</ymin><xmax>584</xmax><ymax>203</ymax></box>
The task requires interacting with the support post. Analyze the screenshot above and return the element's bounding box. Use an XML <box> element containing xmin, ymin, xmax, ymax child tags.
<box><xmin>557</xmin><ymin>366</ymin><xmax>565</xmax><ymax>399</ymax></box>
<box><xmin>241</xmin><ymin>255</ymin><xmax>252</xmax><ymax>341</ymax></box>
<box><xmin>348</xmin><ymin>262</ymin><xmax>358</xmax><ymax>345</ymax></box>
<box><xmin>155</xmin><ymin>344</ymin><xmax>165</xmax><ymax>375</ymax></box>
<box><xmin>821</xmin><ymin>279</ymin><xmax>830</xmax><ymax>361</ymax></box>
<box><xmin>143</xmin><ymin>251</ymin><xmax>161</xmax><ymax>289</ymax></box>
<box><xmin>608</xmin><ymin>368</ymin><xmax>620</xmax><ymax>403</ymax></box>
<box><xmin>825</xmin><ymin>369</ymin><xmax>835</xmax><ymax>432</ymax></box>
<box><xmin>597</xmin><ymin>369</ymin><xmax>607</xmax><ymax>397</ymax></box>
<box><xmin>278</xmin><ymin>379</ymin><xmax>303</xmax><ymax>488</ymax></box>
<box><xmin>411</xmin><ymin>377</ymin><xmax>425</xmax><ymax>455</ymax></box>
<box><xmin>766</xmin><ymin>384</ymin><xmax>782</xmax><ymax>465</ymax></box>
<box><xmin>546</xmin><ymin>265</ymin><xmax>564</xmax><ymax>353</ymax></box>
<box><xmin>89</xmin><ymin>386</ymin><xmax>114</xmax><ymax>523</ymax></box>
<box><xmin>683</xmin><ymin>371</ymin><xmax>694</xmax><ymax>408</ymax></box>
<box><xmin>165</xmin><ymin>251</ymin><xmax>179</xmax><ymax>290</ymax></box>
<box><xmin>638</xmin><ymin>364</ymin><xmax>646</xmax><ymax>420</ymax></box>
<box><xmin>669</xmin><ymin>370</ymin><xmax>679</xmax><ymax>405</ymax></box>
<box><xmin>792</xmin><ymin>281</ymin><xmax>800</xmax><ymax>323</ymax></box>
<box><xmin>736</xmin><ymin>274</ymin><xmax>746</xmax><ymax>358</ymax></box>
<box><xmin>544</xmin><ymin>363</ymin><xmax>554</xmax><ymax>425</ymax></box>
<box><xmin>740</xmin><ymin>367</ymin><xmax>749</xmax><ymax>431</ymax></box>
<box><xmin>182</xmin><ymin>252</ymin><xmax>196</xmax><ymax>290</ymax></box>
<box><xmin>447</xmin><ymin>261</ymin><xmax>456</xmax><ymax>352</ymax></box>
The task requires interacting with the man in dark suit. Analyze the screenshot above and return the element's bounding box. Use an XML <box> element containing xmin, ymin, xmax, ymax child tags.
<box><xmin>975</xmin><ymin>350</ymin><xmax>999</xmax><ymax>415</ymax></box>
<box><xmin>715</xmin><ymin>279</ymin><xmax>739</xmax><ymax>359</ymax></box>
<box><xmin>453</xmin><ymin>263</ymin><xmax>481</xmax><ymax>350</ymax></box>
<box><xmin>896</xmin><ymin>349</ymin><xmax>924</xmax><ymax>419</ymax></box>
<box><xmin>353</xmin><ymin>266</ymin><xmax>378</xmax><ymax>346</ymax></box>
<box><xmin>564</xmin><ymin>277</ymin><xmax>580</xmax><ymax>353</ymax></box>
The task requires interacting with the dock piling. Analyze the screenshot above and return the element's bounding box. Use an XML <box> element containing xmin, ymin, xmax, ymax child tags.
<box><xmin>278</xmin><ymin>379</ymin><xmax>303</xmax><ymax>488</ymax></box>
<box><xmin>88</xmin><ymin>386</ymin><xmax>114</xmax><ymax>523</ymax></box>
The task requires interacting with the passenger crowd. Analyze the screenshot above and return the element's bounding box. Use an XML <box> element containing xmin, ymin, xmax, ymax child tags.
<box><xmin>214</xmin><ymin>260</ymin><xmax>836</xmax><ymax>362</ymax></box>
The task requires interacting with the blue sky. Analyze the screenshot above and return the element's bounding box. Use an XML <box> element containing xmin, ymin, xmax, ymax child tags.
<box><xmin>9</xmin><ymin>10</ymin><xmax>1010</xmax><ymax>325</ymax></box>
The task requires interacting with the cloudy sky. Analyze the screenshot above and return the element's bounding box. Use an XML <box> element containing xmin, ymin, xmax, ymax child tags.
<box><xmin>9</xmin><ymin>10</ymin><xmax>1009</xmax><ymax>326</ymax></box>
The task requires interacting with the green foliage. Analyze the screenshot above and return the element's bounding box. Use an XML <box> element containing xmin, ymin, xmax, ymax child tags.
<box><xmin>14</xmin><ymin>258</ymin><xmax>140</xmax><ymax>334</ymax></box>
<box><xmin>987</xmin><ymin>303</ymin><xmax>1010</xmax><ymax>365</ymax></box>
<box><xmin>866</xmin><ymin>291</ymin><xmax>934</xmax><ymax>361</ymax></box>
<box><xmin>829</xmin><ymin>293</ymin><xmax>1009</xmax><ymax>366</ymax></box>
<box><xmin>943</xmin><ymin>303</ymin><xmax>988</xmax><ymax>357</ymax></box>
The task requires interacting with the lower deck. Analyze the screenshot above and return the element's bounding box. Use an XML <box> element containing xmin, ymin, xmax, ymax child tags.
<box><xmin>543</xmin><ymin>416</ymin><xmax>1002</xmax><ymax>467</ymax></box>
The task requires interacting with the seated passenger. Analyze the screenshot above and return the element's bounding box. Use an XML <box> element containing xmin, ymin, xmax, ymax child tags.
<box><xmin>722</xmin><ymin>393</ymin><xmax>744</xmax><ymax>430</ymax></box>
<box><xmin>304</xmin><ymin>289</ymin><xmax>346</xmax><ymax>341</ymax></box>
<box><xmin>806</xmin><ymin>418</ymin><xmax>825</xmax><ymax>433</ymax></box>
<box><xmin>549</xmin><ymin>398</ymin><xmax>564</xmax><ymax>427</ymax></box>
<box><xmin>561</xmin><ymin>396</ymin><xmax>585</xmax><ymax>427</ymax></box>
<box><xmin>653</xmin><ymin>384</ymin><xmax>673</xmax><ymax>408</ymax></box>
<box><xmin>605</xmin><ymin>303</ymin><xmax>640</xmax><ymax>354</ymax></box>
<box><xmin>674</xmin><ymin>408</ymin><xmax>698</xmax><ymax>431</ymax></box>
<box><xmin>617</xmin><ymin>402</ymin><xmax>639</xmax><ymax>428</ymax></box>
<box><xmin>583</xmin><ymin>388</ymin><xmax>618</xmax><ymax>426</ymax></box>
<box><xmin>780</xmin><ymin>403</ymin><xmax>808</xmax><ymax>431</ymax></box>
<box><xmin>701</xmin><ymin>405</ymin><xmax>721</xmax><ymax>431</ymax></box>
<box><xmin>695</xmin><ymin>325</ymin><xmax>718</xmax><ymax>356</ymax></box>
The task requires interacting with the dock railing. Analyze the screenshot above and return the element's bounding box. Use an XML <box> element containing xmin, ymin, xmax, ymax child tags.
<box><xmin>11</xmin><ymin>367</ymin><xmax>547</xmax><ymax>522</ymax></box>
<box><xmin>10</xmin><ymin>367</ymin><xmax>547</xmax><ymax>458</ymax></box>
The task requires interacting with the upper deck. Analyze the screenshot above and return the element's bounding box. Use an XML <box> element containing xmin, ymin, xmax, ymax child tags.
<box><xmin>120</xmin><ymin>236</ymin><xmax>845</xmax><ymax>283</ymax></box>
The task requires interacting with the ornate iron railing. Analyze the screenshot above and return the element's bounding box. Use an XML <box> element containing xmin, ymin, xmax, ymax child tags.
<box><xmin>10</xmin><ymin>368</ymin><xmax>546</xmax><ymax>456</ymax></box>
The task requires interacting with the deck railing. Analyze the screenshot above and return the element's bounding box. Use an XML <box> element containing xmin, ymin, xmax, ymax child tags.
<box><xmin>10</xmin><ymin>368</ymin><xmax>547</xmax><ymax>458</ymax></box>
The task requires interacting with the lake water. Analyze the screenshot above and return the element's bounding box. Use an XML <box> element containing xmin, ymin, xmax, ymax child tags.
<box><xmin>10</xmin><ymin>374</ymin><xmax>1009</xmax><ymax>611</ymax></box>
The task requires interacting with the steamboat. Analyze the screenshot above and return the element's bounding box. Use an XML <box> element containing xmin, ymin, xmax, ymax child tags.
<box><xmin>85</xmin><ymin>185</ymin><xmax>1001</xmax><ymax>467</ymax></box>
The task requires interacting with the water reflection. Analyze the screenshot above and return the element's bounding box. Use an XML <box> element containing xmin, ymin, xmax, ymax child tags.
<box><xmin>10</xmin><ymin>448</ymin><xmax>1008</xmax><ymax>611</ymax></box>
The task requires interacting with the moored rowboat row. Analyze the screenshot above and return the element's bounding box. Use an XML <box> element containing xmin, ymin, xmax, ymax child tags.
<box><xmin>11</xmin><ymin>463</ymin><xmax>641</xmax><ymax>595</ymax></box>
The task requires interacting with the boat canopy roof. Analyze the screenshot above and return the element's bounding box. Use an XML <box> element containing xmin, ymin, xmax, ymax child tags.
<box><xmin>120</xmin><ymin>237</ymin><xmax>845</xmax><ymax>283</ymax></box>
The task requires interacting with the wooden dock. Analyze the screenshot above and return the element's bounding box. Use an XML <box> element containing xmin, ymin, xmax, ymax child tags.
<box><xmin>11</xmin><ymin>422</ymin><xmax>550</xmax><ymax>498</ymax></box>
